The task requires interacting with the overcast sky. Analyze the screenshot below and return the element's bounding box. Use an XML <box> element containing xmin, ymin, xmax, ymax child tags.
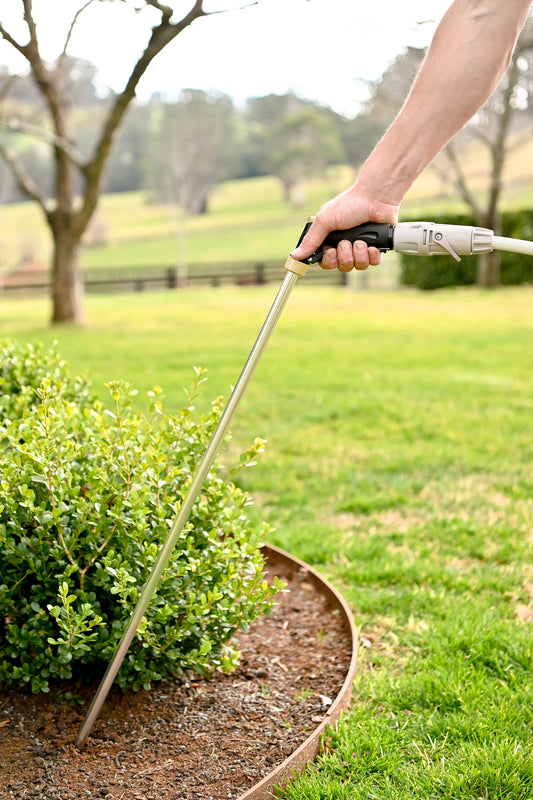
<box><xmin>1</xmin><ymin>0</ymin><xmax>452</xmax><ymax>116</ymax></box>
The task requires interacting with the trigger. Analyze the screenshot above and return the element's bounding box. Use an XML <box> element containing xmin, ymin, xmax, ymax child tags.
<box><xmin>433</xmin><ymin>230</ymin><xmax>461</xmax><ymax>262</ymax></box>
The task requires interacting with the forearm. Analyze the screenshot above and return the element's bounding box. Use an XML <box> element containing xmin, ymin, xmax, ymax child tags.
<box><xmin>291</xmin><ymin>0</ymin><xmax>532</xmax><ymax>267</ymax></box>
<box><xmin>357</xmin><ymin>0</ymin><xmax>532</xmax><ymax>205</ymax></box>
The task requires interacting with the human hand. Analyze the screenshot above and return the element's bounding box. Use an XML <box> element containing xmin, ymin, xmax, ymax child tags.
<box><xmin>290</xmin><ymin>186</ymin><xmax>400</xmax><ymax>271</ymax></box>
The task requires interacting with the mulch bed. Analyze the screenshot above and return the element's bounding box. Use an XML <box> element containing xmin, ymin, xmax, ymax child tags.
<box><xmin>0</xmin><ymin>560</ymin><xmax>353</xmax><ymax>800</ymax></box>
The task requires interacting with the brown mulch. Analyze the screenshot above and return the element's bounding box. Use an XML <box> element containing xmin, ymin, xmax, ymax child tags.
<box><xmin>0</xmin><ymin>561</ymin><xmax>353</xmax><ymax>800</ymax></box>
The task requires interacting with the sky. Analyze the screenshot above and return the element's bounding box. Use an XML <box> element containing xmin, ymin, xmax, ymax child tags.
<box><xmin>0</xmin><ymin>0</ymin><xmax>452</xmax><ymax>116</ymax></box>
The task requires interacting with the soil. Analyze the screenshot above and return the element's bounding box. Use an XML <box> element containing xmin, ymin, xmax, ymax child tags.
<box><xmin>0</xmin><ymin>558</ymin><xmax>353</xmax><ymax>800</ymax></box>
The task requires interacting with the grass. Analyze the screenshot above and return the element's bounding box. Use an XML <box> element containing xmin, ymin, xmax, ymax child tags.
<box><xmin>1</xmin><ymin>284</ymin><xmax>533</xmax><ymax>798</ymax></box>
<box><xmin>0</xmin><ymin>170</ymin><xmax>353</xmax><ymax>271</ymax></box>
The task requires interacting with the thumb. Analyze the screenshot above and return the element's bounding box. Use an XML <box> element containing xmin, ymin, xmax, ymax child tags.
<box><xmin>290</xmin><ymin>218</ymin><xmax>330</xmax><ymax>260</ymax></box>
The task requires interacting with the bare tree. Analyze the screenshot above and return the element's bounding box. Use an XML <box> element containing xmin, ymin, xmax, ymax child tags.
<box><xmin>151</xmin><ymin>90</ymin><xmax>238</xmax><ymax>215</ymax></box>
<box><xmin>0</xmin><ymin>1</ymin><xmax>254</xmax><ymax>323</ymax></box>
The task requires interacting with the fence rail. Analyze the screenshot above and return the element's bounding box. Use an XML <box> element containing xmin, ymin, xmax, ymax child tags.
<box><xmin>0</xmin><ymin>258</ymin><xmax>399</xmax><ymax>297</ymax></box>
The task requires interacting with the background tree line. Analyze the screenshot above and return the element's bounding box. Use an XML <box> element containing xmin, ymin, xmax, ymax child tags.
<box><xmin>0</xmin><ymin>59</ymin><xmax>381</xmax><ymax>211</ymax></box>
<box><xmin>4</xmin><ymin>31</ymin><xmax>533</xmax><ymax>226</ymax></box>
<box><xmin>1</xmin><ymin>2</ymin><xmax>533</xmax><ymax>325</ymax></box>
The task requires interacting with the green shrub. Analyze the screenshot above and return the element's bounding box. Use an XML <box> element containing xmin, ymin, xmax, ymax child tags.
<box><xmin>399</xmin><ymin>210</ymin><xmax>533</xmax><ymax>289</ymax></box>
<box><xmin>0</xmin><ymin>340</ymin><xmax>282</xmax><ymax>693</ymax></box>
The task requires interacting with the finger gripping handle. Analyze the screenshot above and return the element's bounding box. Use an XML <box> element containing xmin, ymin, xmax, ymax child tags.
<box><xmin>322</xmin><ymin>222</ymin><xmax>395</xmax><ymax>251</ymax></box>
<box><xmin>299</xmin><ymin>222</ymin><xmax>395</xmax><ymax>264</ymax></box>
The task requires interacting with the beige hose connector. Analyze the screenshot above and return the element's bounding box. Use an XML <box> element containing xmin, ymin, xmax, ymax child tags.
<box><xmin>284</xmin><ymin>255</ymin><xmax>310</xmax><ymax>276</ymax></box>
<box><xmin>284</xmin><ymin>216</ymin><xmax>315</xmax><ymax>275</ymax></box>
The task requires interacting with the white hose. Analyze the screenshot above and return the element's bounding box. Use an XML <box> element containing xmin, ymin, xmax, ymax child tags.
<box><xmin>492</xmin><ymin>236</ymin><xmax>533</xmax><ymax>257</ymax></box>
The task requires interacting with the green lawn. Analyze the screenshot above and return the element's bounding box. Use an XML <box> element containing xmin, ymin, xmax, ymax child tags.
<box><xmin>1</xmin><ymin>284</ymin><xmax>533</xmax><ymax>798</ymax></box>
<box><xmin>0</xmin><ymin>172</ymin><xmax>352</xmax><ymax>271</ymax></box>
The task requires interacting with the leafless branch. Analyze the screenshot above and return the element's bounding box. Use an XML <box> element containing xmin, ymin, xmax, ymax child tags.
<box><xmin>0</xmin><ymin>23</ymin><xmax>27</xmax><ymax>58</ymax></box>
<box><xmin>79</xmin><ymin>0</ymin><xmax>212</xmax><ymax>227</ymax></box>
<box><xmin>2</xmin><ymin>2</ymin><xmax>48</xmax><ymax>87</ymax></box>
<box><xmin>443</xmin><ymin>141</ymin><xmax>484</xmax><ymax>220</ymax></box>
<box><xmin>0</xmin><ymin>115</ymin><xmax>84</xmax><ymax>165</ymax></box>
<box><xmin>143</xmin><ymin>0</ymin><xmax>258</xmax><ymax>19</ymax></box>
<box><xmin>144</xmin><ymin>0</ymin><xmax>174</xmax><ymax>20</ymax></box>
<box><xmin>202</xmin><ymin>1</ymin><xmax>258</xmax><ymax>16</ymax></box>
<box><xmin>467</xmin><ymin>124</ymin><xmax>498</xmax><ymax>152</ymax></box>
<box><xmin>22</xmin><ymin>0</ymin><xmax>39</xmax><ymax>54</ymax></box>
<box><xmin>60</xmin><ymin>0</ymin><xmax>97</xmax><ymax>61</ymax></box>
<box><xmin>0</xmin><ymin>138</ymin><xmax>48</xmax><ymax>212</ymax></box>
<box><xmin>507</xmin><ymin>127</ymin><xmax>533</xmax><ymax>154</ymax></box>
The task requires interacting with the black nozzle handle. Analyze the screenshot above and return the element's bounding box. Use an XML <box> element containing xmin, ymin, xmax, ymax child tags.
<box><xmin>296</xmin><ymin>221</ymin><xmax>396</xmax><ymax>265</ymax></box>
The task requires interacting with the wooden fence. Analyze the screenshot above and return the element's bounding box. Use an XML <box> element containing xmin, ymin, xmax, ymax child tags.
<box><xmin>0</xmin><ymin>258</ymin><xmax>399</xmax><ymax>297</ymax></box>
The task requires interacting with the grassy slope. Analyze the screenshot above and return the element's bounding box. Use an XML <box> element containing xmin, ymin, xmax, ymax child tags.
<box><xmin>1</xmin><ymin>286</ymin><xmax>533</xmax><ymax>798</ymax></box>
<box><xmin>2</xmin><ymin>131</ymin><xmax>533</xmax><ymax>272</ymax></box>
<box><xmin>0</xmin><ymin>170</ymin><xmax>351</xmax><ymax>271</ymax></box>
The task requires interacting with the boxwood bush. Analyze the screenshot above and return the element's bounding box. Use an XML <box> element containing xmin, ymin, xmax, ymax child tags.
<box><xmin>0</xmin><ymin>340</ymin><xmax>282</xmax><ymax>693</ymax></box>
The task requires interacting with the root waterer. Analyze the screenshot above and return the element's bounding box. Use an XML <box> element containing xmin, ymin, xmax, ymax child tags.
<box><xmin>76</xmin><ymin>229</ymin><xmax>311</xmax><ymax>748</ymax></box>
<box><xmin>76</xmin><ymin>218</ymin><xmax>533</xmax><ymax>748</ymax></box>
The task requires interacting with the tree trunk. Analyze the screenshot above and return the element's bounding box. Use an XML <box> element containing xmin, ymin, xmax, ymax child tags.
<box><xmin>51</xmin><ymin>229</ymin><xmax>84</xmax><ymax>323</ymax></box>
<box><xmin>291</xmin><ymin>179</ymin><xmax>307</xmax><ymax>208</ymax></box>
<box><xmin>476</xmin><ymin>250</ymin><xmax>501</xmax><ymax>288</ymax></box>
<box><xmin>476</xmin><ymin>211</ymin><xmax>502</xmax><ymax>287</ymax></box>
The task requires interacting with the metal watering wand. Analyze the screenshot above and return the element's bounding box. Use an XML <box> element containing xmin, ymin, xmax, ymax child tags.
<box><xmin>76</xmin><ymin>218</ymin><xmax>533</xmax><ymax>748</ymax></box>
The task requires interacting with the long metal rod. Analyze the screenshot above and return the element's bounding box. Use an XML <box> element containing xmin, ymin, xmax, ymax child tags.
<box><xmin>76</xmin><ymin>268</ymin><xmax>299</xmax><ymax>748</ymax></box>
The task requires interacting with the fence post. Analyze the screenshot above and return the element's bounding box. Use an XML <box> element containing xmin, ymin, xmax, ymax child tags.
<box><xmin>255</xmin><ymin>263</ymin><xmax>265</xmax><ymax>284</ymax></box>
<box><xmin>167</xmin><ymin>268</ymin><xmax>178</xmax><ymax>289</ymax></box>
